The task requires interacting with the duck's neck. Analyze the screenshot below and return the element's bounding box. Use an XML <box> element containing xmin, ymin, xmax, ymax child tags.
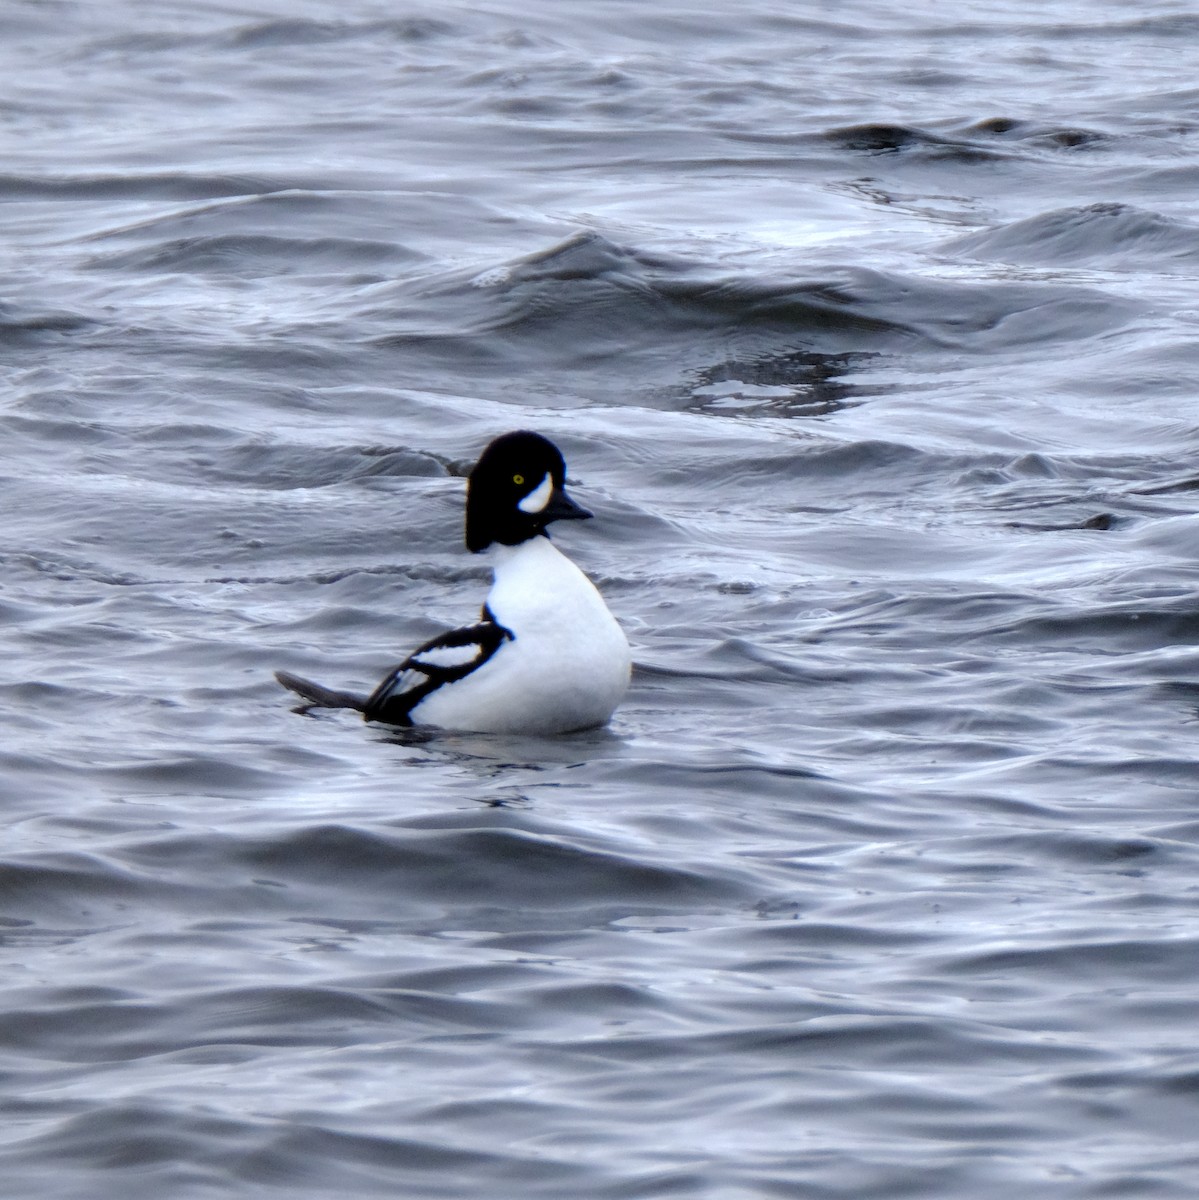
<box><xmin>488</xmin><ymin>533</ymin><xmax>560</xmax><ymax>572</ymax></box>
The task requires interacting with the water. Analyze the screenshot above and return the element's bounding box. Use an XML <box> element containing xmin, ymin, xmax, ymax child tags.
<box><xmin>3</xmin><ymin>1</ymin><xmax>1199</xmax><ymax>1196</ymax></box>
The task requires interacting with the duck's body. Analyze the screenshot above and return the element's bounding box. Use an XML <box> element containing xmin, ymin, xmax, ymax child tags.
<box><xmin>276</xmin><ymin>431</ymin><xmax>630</xmax><ymax>735</ymax></box>
<box><xmin>368</xmin><ymin>536</ymin><xmax>629</xmax><ymax>734</ymax></box>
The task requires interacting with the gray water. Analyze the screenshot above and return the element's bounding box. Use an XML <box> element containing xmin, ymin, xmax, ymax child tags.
<box><xmin>4</xmin><ymin>1</ymin><xmax>1199</xmax><ymax>1196</ymax></box>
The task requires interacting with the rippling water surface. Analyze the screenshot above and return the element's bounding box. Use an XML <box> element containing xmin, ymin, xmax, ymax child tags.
<box><xmin>4</xmin><ymin>1</ymin><xmax>1199</xmax><ymax>1196</ymax></box>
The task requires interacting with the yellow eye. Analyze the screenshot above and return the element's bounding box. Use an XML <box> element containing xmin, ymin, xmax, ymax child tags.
<box><xmin>512</xmin><ymin>474</ymin><xmax>524</xmax><ymax>485</ymax></box>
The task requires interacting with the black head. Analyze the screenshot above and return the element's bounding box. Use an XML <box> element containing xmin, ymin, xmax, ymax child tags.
<box><xmin>465</xmin><ymin>431</ymin><xmax>592</xmax><ymax>553</ymax></box>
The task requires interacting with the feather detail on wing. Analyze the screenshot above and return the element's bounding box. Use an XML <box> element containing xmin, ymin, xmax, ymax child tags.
<box><xmin>363</xmin><ymin>618</ymin><xmax>514</xmax><ymax>726</ymax></box>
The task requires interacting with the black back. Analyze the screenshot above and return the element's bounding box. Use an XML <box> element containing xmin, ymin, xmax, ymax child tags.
<box><xmin>362</xmin><ymin>615</ymin><xmax>513</xmax><ymax>726</ymax></box>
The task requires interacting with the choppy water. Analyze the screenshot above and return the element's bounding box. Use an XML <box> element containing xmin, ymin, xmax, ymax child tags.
<box><xmin>4</xmin><ymin>1</ymin><xmax>1199</xmax><ymax>1196</ymax></box>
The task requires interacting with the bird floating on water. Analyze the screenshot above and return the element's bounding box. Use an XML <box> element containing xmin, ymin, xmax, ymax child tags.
<box><xmin>275</xmin><ymin>430</ymin><xmax>631</xmax><ymax>734</ymax></box>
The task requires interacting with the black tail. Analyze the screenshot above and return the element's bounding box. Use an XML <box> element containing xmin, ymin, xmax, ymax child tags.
<box><xmin>274</xmin><ymin>670</ymin><xmax>368</xmax><ymax>713</ymax></box>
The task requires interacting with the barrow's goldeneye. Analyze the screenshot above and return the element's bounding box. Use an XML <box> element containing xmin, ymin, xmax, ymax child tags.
<box><xmin>275</xmin><ymin>430</ymin><xmax>631</xmax><ymax>734</ymax></box>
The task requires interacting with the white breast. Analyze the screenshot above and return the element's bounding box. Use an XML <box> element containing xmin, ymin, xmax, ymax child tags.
<box><xmin>411</xmin><ymin>537</ymin><xmax>631</xmax><ymax>734</ymax></box>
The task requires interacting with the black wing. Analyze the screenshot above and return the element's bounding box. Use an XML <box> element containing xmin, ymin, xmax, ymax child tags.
<box><xmin>363</xmin><ymin>617</ymin><xmax>513</xmax><ymax>727</ymax></box>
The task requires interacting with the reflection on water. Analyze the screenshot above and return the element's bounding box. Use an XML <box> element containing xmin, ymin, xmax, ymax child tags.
<box><xmin>686</xmin><ymin>349</ymin><xmax>859</xmax><ymax>418</ymax></box>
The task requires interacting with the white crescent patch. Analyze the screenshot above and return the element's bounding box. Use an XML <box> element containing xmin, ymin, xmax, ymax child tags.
<box><xmin>517</xmin><ymin>473</ymin><xmax>553</xmax><ymax>514</ymax></box>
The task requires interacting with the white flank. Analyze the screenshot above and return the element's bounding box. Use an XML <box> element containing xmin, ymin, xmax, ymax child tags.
<box><xmin>411</xmin><ymin>537</ymin><xmax>631</xmax><ymax>735</ymax></box>
<box><xmin>517</xmin><ymin>473</ymin><xmax>553</xmax><ymax>513</ymax></box>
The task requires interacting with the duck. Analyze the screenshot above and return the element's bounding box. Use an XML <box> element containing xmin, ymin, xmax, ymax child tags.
<box><xmin>275</xmin><ymin>430</ymin><xmax>631</xmax><ymax>734</ymax></box>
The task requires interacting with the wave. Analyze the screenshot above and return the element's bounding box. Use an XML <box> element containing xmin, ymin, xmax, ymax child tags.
<box><xmin>942</xmin><ymin>202</ymin><xmax>1199</xmax><ymax>267</ymax></box>
<box><xmin>360</xmin><ymin>231</ymin><xmax>1142</xmax><ymax>407</ymax></box>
